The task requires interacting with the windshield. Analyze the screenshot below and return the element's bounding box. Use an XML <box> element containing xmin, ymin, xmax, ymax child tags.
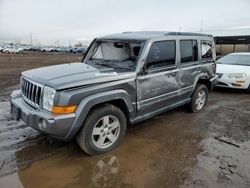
<box><xmin>84</xmin><ymin>40</ymin><xmax>144</xmax><ymax>71</ymax></box>
<box><xmin>217</xmin><ymin>54</ymin><xmax>250</xmax><ymax>66</ymax></box>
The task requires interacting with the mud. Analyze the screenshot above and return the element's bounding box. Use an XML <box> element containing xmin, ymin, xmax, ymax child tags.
<box><xmin>0</xmin><ymin>53</ymin><xmax>250</xmax><ymax>188</ymax></box>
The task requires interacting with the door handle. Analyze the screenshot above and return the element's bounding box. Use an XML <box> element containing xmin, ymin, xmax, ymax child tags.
<box><xmin>192</xmin><ymin>68</ymin><xmax>200</xmax><ymax>72</ymax></box>
<box><xmin>167</xmin><ymin>72</ymin><xmax>177</xmax><ymax>77</ymax></box>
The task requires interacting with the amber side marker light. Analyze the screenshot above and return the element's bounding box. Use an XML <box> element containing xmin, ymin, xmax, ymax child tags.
<box><xmin>235</xmin><ymin>80</ymin><xmax>246</xmax><ymax>84</ymax></box>
<box><xmin>52</xmin><ymin>105</ymin><xmax>78</xmax><ymax>115</ymax></box>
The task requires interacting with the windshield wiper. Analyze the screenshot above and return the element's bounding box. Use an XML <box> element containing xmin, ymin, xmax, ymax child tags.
<box><xmin>95</xmin><ymin>62</ymin><xmax>132</xmax><ymax>71</ymax></box>
<box><xmin>94</xmin><ymin>62</ymin><xmax>115</xmax><ymax>68</ymax></box>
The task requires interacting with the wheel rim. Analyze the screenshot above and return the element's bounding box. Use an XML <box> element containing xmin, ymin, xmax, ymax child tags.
<box><xmin>92</xmin><ymin>115</ymin><xmax>120</xmax><ymax>149</ymax></box>
<box><xmin>195</xmin><ymin>90</ymin><xmax>206</xmax><ymax>111</ymax></box>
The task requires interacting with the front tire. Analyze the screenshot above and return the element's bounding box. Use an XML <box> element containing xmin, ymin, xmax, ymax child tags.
<box><xmin>187</xmin><ymin>84</ymin><xmax>208</xmax><ymax>113</ymax></box>
<box><xmin>77</xmin><ymin>104</ymin><xmax>127</xmax><ymax>155</ymax></box>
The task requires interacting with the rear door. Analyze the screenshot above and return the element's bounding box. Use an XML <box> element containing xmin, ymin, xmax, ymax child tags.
<box><xmin>136</xmin><ymin>40</ymin><xmax>179</xmax><ymax>115</ymax></box>
<box><xmin>178</xmin><ymin>39</ymin><xmax>200</xmax><ymax>100</ymax></box>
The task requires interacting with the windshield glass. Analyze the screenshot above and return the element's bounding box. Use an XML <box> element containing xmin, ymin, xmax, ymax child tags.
<box><xmin>85</xmin><ymin>40</ymin><xmax>144</xmax><ymax>71</ymax></box>
<box><xmin>217</xmin><ymin>54</ymin><xmax>250</xmax><ymax>66</ymax></box>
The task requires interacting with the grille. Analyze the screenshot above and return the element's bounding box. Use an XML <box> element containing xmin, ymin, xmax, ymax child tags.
<box><xmin>21</xmin><ymin>77</ymin><xmax>43</xmax><ymax>107</ymax></box>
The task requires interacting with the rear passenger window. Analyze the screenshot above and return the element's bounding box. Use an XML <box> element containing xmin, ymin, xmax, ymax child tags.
<box><xmin>146</xmin><ymin>41</ymin><xmax>176</xmax><ymax>69</ymax></box>
<box><xmin>180</xmin><ymin>40</ymin><xmax>198</xmax><ymax>63</ymax></box>
<box><xmin>201</xmin><ymin>41</ymin><xmax>213</xmax><ymax>60</ymax></box>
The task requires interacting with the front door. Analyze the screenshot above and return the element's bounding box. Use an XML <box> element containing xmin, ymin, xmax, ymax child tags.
<box><xmin>137</xmin><ymin>40</ymin><xmax>179</xmax><ymax>116</ymax></box>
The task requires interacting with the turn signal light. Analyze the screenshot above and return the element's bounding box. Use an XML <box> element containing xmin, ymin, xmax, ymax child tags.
<box><xmin>52</xmin><ymin>105</ymin><xmax>78</xmax><ymax>115</ymax></box>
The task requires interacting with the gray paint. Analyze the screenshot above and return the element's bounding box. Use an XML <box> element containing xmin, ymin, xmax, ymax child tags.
<box><xmin>11</xmin><ymin>31</ymin><xmax>217</xmax><ymax>141</ymax></box>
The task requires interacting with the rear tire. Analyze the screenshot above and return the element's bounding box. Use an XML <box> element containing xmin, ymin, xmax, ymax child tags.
<box><xmin>77</xmin><ymin>104</ymin><xmax>127</xmax><ymax>155</ymax></box>
<box><xmin>186</xmin><ymin>84</ymin><xmax>208</xmax><ymax>113</ymax></box>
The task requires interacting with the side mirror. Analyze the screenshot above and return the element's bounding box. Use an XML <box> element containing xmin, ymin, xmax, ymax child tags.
<box><xmin>81</xmin><ymin>52</ymin><xmax>86</xmax><ymax>62</ymax></box>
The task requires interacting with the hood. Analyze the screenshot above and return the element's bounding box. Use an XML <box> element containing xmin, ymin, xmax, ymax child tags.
<box><xmin>22</xmin><ymin>62</ymin><xmax>136</xmax><ymax>90</ymax></box>
<box><xmin>216</xmin><ymin>63</ymin><xmax>250</xmax><ymax>74</ymax></box>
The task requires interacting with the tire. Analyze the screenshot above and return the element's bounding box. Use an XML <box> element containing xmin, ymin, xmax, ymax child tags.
<box><xmin>186</xmin><ymin>84</ymin><xmax>208</xmax><ymax>113</ymax></box>
<box><xmin>77</xmin><ymin>104</ymin><xmax>127</xmax><ymax>155</ymax></box>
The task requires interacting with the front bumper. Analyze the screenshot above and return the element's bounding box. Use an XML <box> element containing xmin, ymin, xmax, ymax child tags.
<box><xmin>216</xmin><ymin>74</ymin><xmax>250</xmax><ymax>89</ymax></box>
<box><xmin>10</xmin><ymin>90</ymin><xmax>76</xmax><ymax>141</ymax></box>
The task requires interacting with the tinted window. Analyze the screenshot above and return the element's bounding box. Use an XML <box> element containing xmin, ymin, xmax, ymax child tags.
<box><xmin>201</xmin><ymin>41</ymin><xmax>213</xmax><ymax>60</ymax></box>
<box><xmin>146</xmin><ymin>41</ymin><xmax>176</xmax><ymax>69</ymax></box>
<box><xmin>180</xmin><ymin>40</ymin><xmax>198</xmax><ymax>63</ymax></box>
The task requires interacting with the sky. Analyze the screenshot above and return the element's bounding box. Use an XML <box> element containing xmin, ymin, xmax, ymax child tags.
<box><xmin>0</xmin><ymin>0</ymin><xmax>250</xmax><ymax>46</ymax></box>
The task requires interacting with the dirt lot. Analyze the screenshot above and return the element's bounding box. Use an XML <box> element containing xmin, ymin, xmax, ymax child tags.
<box><xmin>0</xmin><ymin>52</ymin><xmax>82</xmax><ymax>97</ymax></box>
<box><xmin>0</xmin><ymin>52</ymin><xmax>249</xmax><ymax>188</ymax></box>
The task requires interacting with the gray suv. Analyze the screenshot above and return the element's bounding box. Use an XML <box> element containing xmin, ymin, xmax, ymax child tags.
<box><xmin>11</xmin><ymin>31</ymin><xmax>217</xmax><ymax>155</ymax></box>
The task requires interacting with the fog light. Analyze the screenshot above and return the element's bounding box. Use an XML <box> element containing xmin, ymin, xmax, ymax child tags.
<box><xmin>39</xmin><ymin>119</ymin><xmax>47</xmax><ymax>130</ymax></box>
<box><xmin>231</xmin><ymin>83</ymin><xmax>242</xmax><ymax>87</ymax></box>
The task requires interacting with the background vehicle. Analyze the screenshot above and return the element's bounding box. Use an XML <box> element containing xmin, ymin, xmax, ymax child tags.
<box><xmin>0</xmin><ymin>45</ymin><xmax>4</xmax><ymax>52</ymax></box>
<box><xmin>11</xmin><ymin>31</ymin><xmax>217</xmax><ymax>155</ymax></box>
<box><xmin>216</xmin><ymin>53</ymin><xmax>250</xmax><ymax>92</ymax></box>
<box><xmin>71</xmin><ymin>47</ymin><xmax>87</xmax><ymax>54</ymax></box>
<box><xmin>3</xmin><ymin>46</ymin><xmax>22</xmax><ymax>53</ymax></box>
<box><xmin>41</xmin><ymin>47</ymin><xmax>55</xmax><ymax>52</ymax></box>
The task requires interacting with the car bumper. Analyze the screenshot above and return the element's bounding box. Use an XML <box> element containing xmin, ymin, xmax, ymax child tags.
<box><xmin>216</xmin><ymin>75</ymin><xmax>250</xmax><ymax>89</ymax></box>
<box><xmin>10</xmin><ymin>90</ymin><xmax>77</xmax><ymax>141</ymax></box>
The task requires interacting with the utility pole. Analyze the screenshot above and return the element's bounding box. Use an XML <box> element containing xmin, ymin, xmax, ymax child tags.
<box><xmin>30</xmin><ymin>32</ymin><xmax>33</xmax><ymax>46</ymax></box>
<box><xmin>200</xmin><ymin>20</ymin><xmax>203</xmax><ymax>32</ymax></box>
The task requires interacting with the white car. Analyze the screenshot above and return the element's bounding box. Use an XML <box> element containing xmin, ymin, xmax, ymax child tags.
<box><xmin>216</xmin><ymin>53</ymin><xmax>250</xmax><ymax>92</ymax></box>
<box><xmin>3</xmin><ymin>46</ymin><xmax>22</xmax><ymax>53</ymax></box>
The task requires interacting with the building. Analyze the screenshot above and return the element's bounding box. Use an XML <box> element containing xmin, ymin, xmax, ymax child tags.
<box><xmin>202</xmin><ymin>28</ymin><xmax>250</xmax><ymax>55</ymax></box>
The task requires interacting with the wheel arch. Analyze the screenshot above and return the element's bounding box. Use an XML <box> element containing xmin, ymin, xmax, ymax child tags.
<box><xmin>64</xmin><ymin>89</ymin><xmax>135</xmax><ymax>140</ymax></box>
<box><xmin>194</xmin><ymin>73</ymin><xmax>213</xmax><ymax>92</ymax></box>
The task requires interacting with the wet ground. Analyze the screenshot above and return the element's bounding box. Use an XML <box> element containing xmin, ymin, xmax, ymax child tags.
<box><xmin>0</xmin><ymin>53</ymin><xmax>250</xmax><ymax>188</ymax></box>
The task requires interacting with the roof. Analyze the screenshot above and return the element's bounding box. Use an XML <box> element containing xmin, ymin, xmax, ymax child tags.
<box><xmin>99</xmin><ymin>31</ymin><xmax>213</xmax><ymax>40</ymax></box>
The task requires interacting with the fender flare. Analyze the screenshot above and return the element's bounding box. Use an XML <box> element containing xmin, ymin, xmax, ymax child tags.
<box><xmin>64</xmin><ymin>89</ymin><xmax>135</xmax><ymax>140</ymax></box>
<box><xmin>193</xmin><ymin>72</ymin><xmax>210</xmax><ymax>90</ymax></box>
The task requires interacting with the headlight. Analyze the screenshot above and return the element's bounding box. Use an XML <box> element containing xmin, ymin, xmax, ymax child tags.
<box><xmin>42</xmin><ymin>86</ymin><xmax>56</xmax><ymax>111</ymax></box>
<box><xmin>227</xmin><ymin>73</ymin><xmax>246</xmax><ymax>79</ymax></box>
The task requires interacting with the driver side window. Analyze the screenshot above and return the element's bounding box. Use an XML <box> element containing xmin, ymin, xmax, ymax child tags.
<box><xmin>146</xmin><ymin>40</ymin><xmax>176</xmax><ymax>70</ymax></box>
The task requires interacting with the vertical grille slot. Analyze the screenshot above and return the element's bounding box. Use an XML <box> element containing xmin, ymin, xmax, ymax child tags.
<box><xmin>21</xmin><ymin>77</ymin><xmax>42</xmax><ymax>107</ymax></box>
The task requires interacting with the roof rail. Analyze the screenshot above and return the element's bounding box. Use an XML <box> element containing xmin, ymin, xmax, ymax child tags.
<box><xmin>166</xmin><ymin>32</ymin><xmax>213</xmax><ymax>37</ymax></box>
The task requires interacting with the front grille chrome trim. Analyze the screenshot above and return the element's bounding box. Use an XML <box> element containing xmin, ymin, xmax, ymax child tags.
<box><xmin>21</xmin><ymin>77</ymin><xmax>43</xmax><ymax>108</ymax></box>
